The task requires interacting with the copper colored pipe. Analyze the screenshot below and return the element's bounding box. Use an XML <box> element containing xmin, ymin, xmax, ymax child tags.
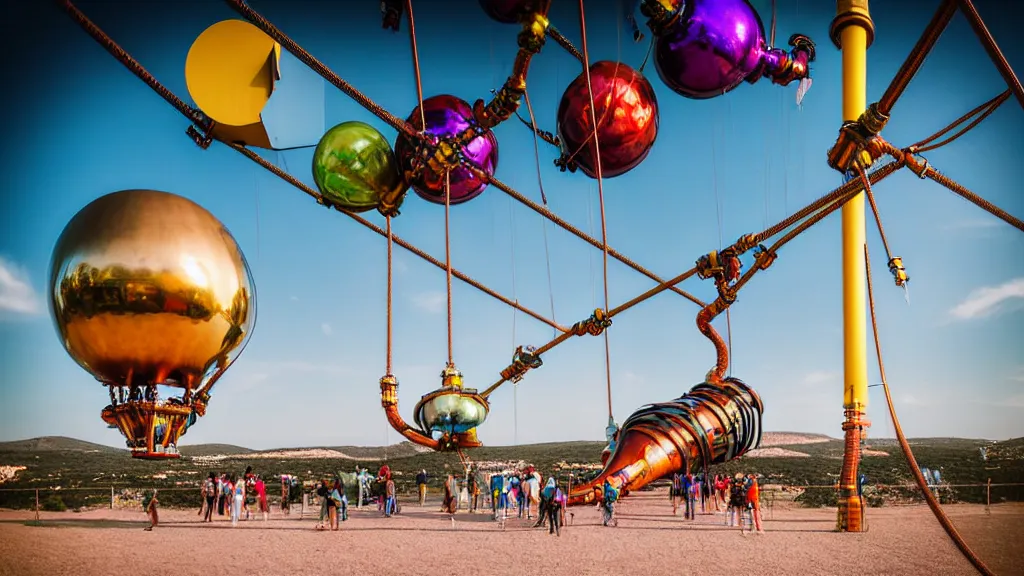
<box><xmin>877</xmin><ymin>0</ymin><xmax>957</xmax><ymax>116</ymax></box>
<box><xmin>956</xmin><ymin>0</ymin><xmax>1024</xmax><ymax>111</ymax></box>
<box><xmin>568</xmin><ymin>379</ymin><xmax>762</xmax><ymax>506</ymax></box>
<box><xmin>380</xmin><ymin>376</ymin><xmax>440</xmax><ymax>450</ymax></box>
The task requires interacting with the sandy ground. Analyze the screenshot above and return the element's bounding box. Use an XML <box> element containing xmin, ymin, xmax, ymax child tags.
<box><xmin>1</xmin><ymin>489</ymin><xmax>1020</xmax><ymax>576</ymax></box>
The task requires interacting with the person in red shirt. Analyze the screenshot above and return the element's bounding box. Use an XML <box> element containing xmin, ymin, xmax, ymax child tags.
<box><xmin>746</xmin><ymin>474</ymin><xmax>764</xmax><ymax>534</ymax></box>
<box><xmin>254</xmin><ymin>476</ymin><xmax>269</xmax><ymax>521</ymax></box>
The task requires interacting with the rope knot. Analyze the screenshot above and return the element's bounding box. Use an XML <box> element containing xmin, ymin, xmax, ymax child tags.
<box><xmin>500</xmin><ymin>345</ymin><xmax>544</xmax><ymax>383</ymax></box>
<box><xmin>570</xmin><ymin>309</ymin><xmax>613</xmax><ymax>336</ymax></box>
<box><xmin>753</xmin><ymin>244</ymin><xmax>777</xmax><ymax>271</ymax></box>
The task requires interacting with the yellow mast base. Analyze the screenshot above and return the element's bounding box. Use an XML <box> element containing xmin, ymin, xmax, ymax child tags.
<box><xmin>833</xmin><ymin>0</ymin><xmax>875</xmax><ymax>534</ymax></box>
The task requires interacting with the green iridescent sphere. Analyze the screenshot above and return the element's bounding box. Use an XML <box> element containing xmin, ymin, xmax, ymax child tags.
<box><xmin>311</xmin><ymin>121</ymin><xmax>406</xmax><ymax>213</ymax></box>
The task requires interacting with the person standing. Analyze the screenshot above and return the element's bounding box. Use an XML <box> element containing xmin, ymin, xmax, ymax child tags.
<box><xmin>728</xmin><ymin>473</ymin><xmax>747</xmax><ymax>531</ymax></box>
<box><xmin>202</xmin><ymin>472</ymin><xmax>216</xmax><ymax>522</ymax></box>
<box><xmin>385</xmin><ymin>475</ymin><xmax>397</xmax><ymax>517</ymax></box>
<box><xmin>231</xmin><ymin>475</ymin><xmax>245</xmax><ymax>527</ymax></box>
<box><xmin>356</xmin><ymin>468</ymin><xmax>369</xmax><ymax>509</ymax></box>
<box><xmin>143</xmin><ymin>489</ymin><xmax>159</xmax><ymax>531</ymax></box>
<box><xmin>682</xmin><ymin>472</ymin><xmax>695</xmax><ymax>520</ymax></box>
<box><xmin>747</xmin><ymin>474</ymin><xmax>764</xmax><ymax>535</ymax></box>
<box><xmin>671</xmin><ymin>471</ymin><xmax>684</xmax><ymax>515</ymax></box>
<box><xmin>281</xmin><ymin>475</ymin><xmax>291</xmax><ymax>514</ymax></box>
<box><xmin>467</xmin><ymin>466</ymin><xmax>480</xmax><ymax>513</ymax></box>
<box><xmin>416</xmin><ymin>469</ymin><xmax>428</xmax><ymax>506</ymax></box>
<box><xmin>490</xmin><ymin>472</ymin><xmax>504</xmax><ymax>520</ymax></box>
<box><xmin>602</xmin><ymin>479</ymin><xmax>619</xmax><ymax>527</ymax></box>
<box><xmin>254</xmin><ymin>476</ymin><xmax>269</xmax><ymax>521</ymax></box>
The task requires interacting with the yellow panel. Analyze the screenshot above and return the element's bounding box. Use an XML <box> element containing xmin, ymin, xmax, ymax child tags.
<box><xmin>185</xmin><ymin>20</ymin><xmax>279</xmax><ymax>128</ymax></box>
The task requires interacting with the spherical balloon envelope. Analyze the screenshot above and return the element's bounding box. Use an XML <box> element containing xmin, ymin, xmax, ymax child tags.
<box><xmin>394</xmin><ymin>95</ymin><xmax>499</xmax><ymax>205</ymax></box>
<box><xmin>478</xmin><ymin>0</ymin><xmax>544</xmax><ymax>24</ymax></box>
<box><xmin>312</xmin><ymin>121</ymin><xmax>407</xmax><ymax>214</ymax></box>
<box><xmin>653</xmin><ymin>0</ymin><xmax>767</xmax><ymax>99</ymax></box>
<box><xmin>49</xmin><ymin>190</ymin><xmax>256</xmax><ymax>458</ymax></box>
<box><xmin>557</xmin><ymin>61</ymin><xmax>659</xmax><ymax>178</ymax></box>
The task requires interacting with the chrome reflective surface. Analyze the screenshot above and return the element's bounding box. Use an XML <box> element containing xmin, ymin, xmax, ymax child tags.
<box><xmin>49</xmin><ymin>190</ymin><xmax>256</xmax><ymax>392</ymax></box>
<box><xmin>415</xmin><ymin>389</ymin><xmax>489</xmax><ymax>435</ymax></box>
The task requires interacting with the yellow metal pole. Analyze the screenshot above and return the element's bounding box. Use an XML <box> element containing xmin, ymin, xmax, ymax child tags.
<box><xmin>830</xmin><ymin>0</ymin><xmax>874</xmax><ymax>533</ymax></box>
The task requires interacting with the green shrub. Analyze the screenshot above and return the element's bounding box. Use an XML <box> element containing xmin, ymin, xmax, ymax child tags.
<box><xmin>41</xmin><ymin>494</ymin><xmax>67</xmax><ymax>512</ymax></box>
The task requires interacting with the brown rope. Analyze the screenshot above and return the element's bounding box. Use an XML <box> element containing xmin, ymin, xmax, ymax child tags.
<box><xmin>478</xmin><ymin>170</ymin><xmax>706</xmax><ymax>306</ymax></box>
<box><xmin>955</xmin><ymin>0</ymin><xmax>1024</xmax><ymax>111</ymax></box>
<box><xmin>223</xmin><ymin>0</ymin><xmax>420</xmax><ymax>140</ymax></box>
<box><xmin>877</xmin><ymin>0</ymin><xmax>957</xmax><ymax>116</ymax></box>
<box><xmin>386</xmin><ymin>216</ymin><xmax>394</xmax><ymax>375</ymax></box>
<box><xmin>57</xmin><ymin>0</ymin><xmax>205</xmax><ymax>127</ymax></box>
<box><xmin>578</xmin><ymin>0</ymin><xmax>614</xmax><ymax>421</ymax></box>
<box><xmin>231</xmin><ymin>144</ymin><xmax>566</xmax><ymax>331</ymax></box>
<box><xmin>924</xmin><ymin>166</ymin><xmax>1024</xmax><ymax>233</ymax></box>
<box><xmin>547</xmin><ymin>26</ymin><xmax>585</xmax><ymax>64</ymax></box>
<box><xmin>756</xmin><ymin>160</ymin><xmax>904</xmax><ymax>244</ymax></box>
<box><xmin>911</xmin><ymin>90</ymin><xmax>1011</xmax><ymax>153</ymax></box>
<box><xmin>523</xmin><ymin>88</ymin><xmax>549</xmax><ymax>205</ymax></box>
<box><xmin>865</xmin><ymin>243</ymin><xmax>994</xmax><ymax>576</ymax></box>
<box><xmin>608</xmin><ymin>161</ymin><xmax>904</xmax><ymax>320</ymax></box>
<box><xmin>445</xmin><ymin>171</ymin><xmax>454</xmax><ymax>366</ymax></box>
<box><xmin>858</xmin><ymin>165</ymin><xmax>893</xmax><ymax>262</ymax></box>
<box><xmin>405</xmin><ymin>0</ymin><xmax>427</xmax><ymax>132</ymax></box>
<box><xmin>485</xmin><ymin>154</ymin><xmax>905</xmax><ymax>398</ymax></box>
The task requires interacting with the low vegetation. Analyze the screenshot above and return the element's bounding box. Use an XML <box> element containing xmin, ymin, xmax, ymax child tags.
<box><xmin>0</xmin><ymin>434</ymin><xmax>1019</xmax><ymax>511</ymax></box>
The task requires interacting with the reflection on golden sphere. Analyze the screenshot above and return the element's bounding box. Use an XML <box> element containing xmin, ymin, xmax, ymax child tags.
<box><xmin>49</xmin><ymin>190</ymin><xmax>256</xmax><ymax>392</ymax></box>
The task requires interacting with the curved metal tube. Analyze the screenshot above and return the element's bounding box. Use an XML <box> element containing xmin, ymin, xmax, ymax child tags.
<box><xmin>379</xmin><ymin>374</ymin><xmax>441</xmax><ymax>450</ymax></box>
<box><xmin>569</xmin><ymin>290</ymin><xmax>757</xmax><ymax>505</ymax></box>
<box><xmin>696</xmin><ymin>300</ymin><xmax>731</xmax><ymax>385</ymax></box>
<box><xmin>568</xmin><ymin>377</ymin><xmax>762</xmax><ymax>505</ymax></box>
<box><xmin>472</xmin><ymin>0</ymin><xmax>553</xmax><ymax>130</ymax></box>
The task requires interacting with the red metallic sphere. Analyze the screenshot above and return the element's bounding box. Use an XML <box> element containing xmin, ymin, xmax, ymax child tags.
<box><xmin>556</xmin><ymin>61</ymin><xmax>659</xmax><ymax>179</ymax></box>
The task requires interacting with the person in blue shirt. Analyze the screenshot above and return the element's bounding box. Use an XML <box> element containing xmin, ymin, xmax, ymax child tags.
<box><xmin>602</xmin><ymin>479</ymin><xmax>619</xmax><ymax>527</ymax></box>
<box><xmin>510</xmin><ymin>473</ymin><xmax>525</xmax><ymax>517</ymax></box>
<box><xmin>682</xmin><ymin>473</ymin><xmax>695</xmax><ymax>519</ymax></box>
<box><xmin>489</xmin><ymin>472</ymin><xmax>504</xmax><ymax>520</ymax></box>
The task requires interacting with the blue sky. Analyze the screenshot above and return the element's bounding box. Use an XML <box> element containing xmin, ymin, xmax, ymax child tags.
<box><xmin>0</xmin><ymin>0</ymin><xmax>1022</xmax><ymax>450</ymax></box>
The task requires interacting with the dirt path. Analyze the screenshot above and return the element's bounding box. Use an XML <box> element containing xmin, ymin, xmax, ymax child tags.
<box><xmin>1</xmin><ymin>489</ymin><xmax>1020</xmax><ymax>576</ymax></box>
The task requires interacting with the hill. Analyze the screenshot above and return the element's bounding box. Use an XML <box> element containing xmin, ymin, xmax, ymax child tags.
<box><xmin>0</xmin><ymin>436</ymin><xmax>123</xmax><ymax>454</ymax></box>
<box><xmin>1</xmin><ymin>433</ymin><xmax>1020</xmax><ymax>511</ymax></box>
<box><xmin>177</xmin><ymin>444</ymin><xmax>255</xmax><ymax>457</ymax></box>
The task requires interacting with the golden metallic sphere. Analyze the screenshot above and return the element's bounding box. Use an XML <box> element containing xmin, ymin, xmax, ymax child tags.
<box><xmin>49</xmin><ymin>190</ymin><xmax>256</xmax><ymax>393</ymax></box>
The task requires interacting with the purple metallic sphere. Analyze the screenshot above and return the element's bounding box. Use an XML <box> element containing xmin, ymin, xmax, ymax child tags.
<box><xmin>557</xmin><ymin>61</ymin><xmax>659</xmax><ymax>179</ymax></box>
<box><xmin>653</xmin><ymin>0</ymin><xmax>767</xmax><ymax>99</ymax></box>
<box><xmin>478</xmin><ymin>0</ymin><xmax>544</xmax><ymax>24</ymax></box>
<box><xmin>394</xmin><ymin>95</ymin><xmax>499</xmax><ymax>205</ymax></box>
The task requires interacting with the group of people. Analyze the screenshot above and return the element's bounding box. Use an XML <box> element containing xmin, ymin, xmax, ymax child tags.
<box><xmin>197</xmin><ymin>466</ymin><xmax>272</xmax><ymax>526</ymax></box>
<box><xmin>670</xmin><ymin>470</ymin><xmax>765</xmax><ymax>534</ymax></box>
<box><xmin>415</xmin><ymin>465</ymin><xmax>576</xmax><ymax>536</ymax></box>
<box><xmin>315</xmin><ymin>477</ymin><xmax>349</xmax><ymax>530</ymax></box>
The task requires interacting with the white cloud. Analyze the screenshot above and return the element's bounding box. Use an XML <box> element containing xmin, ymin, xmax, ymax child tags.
<box><xmin>621</xmin><ymin>370</ymin><xmax>644</xmax><ymax>387</ymax></box>
<box><xmin>289</xmin><ymin>295</ymin><xmax>299</xmax><ymax>302</ymax></box>
<box><xmin>0</xmin><ymin>257</ymin><xmax>40</xmax><ymax>316</ymax></box>
<box><xmin>802</xmin><ymin>370</ymin><xmax>839</xmax><ymax>386</ymax></box>
<box><xmin>949</xmin><ymin>277</ymin><xmax>1024</xmax><ymax>320</ymax></box>
<box><xmin>411</xmin><ymin>291</ymin><xmax>446</xmax><ymax>314</ymax></box>
<box><xmin>898</xmin><ymin>394</ymin><xmax>925</xmax><ymax>406</ymax></box>
<box><xmin>321</xmin><ymin>322</ymin><xmax>333</xmax><ymax>336</ymax></box>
